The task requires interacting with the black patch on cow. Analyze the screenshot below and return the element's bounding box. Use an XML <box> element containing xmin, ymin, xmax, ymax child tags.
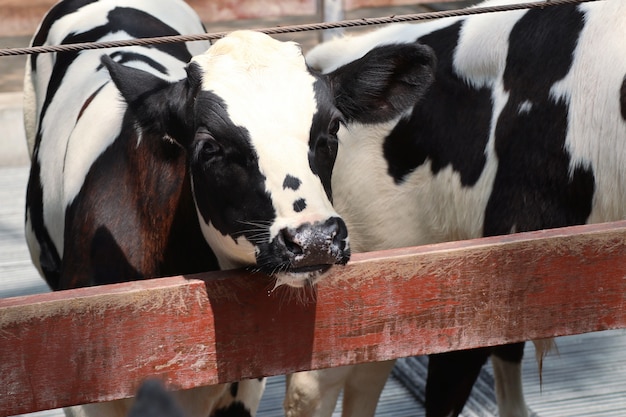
<box><xmin>308</xmin><ymin>78</ymin><xmax>340</xmax><ymax>201</ymax></box>
<box><xmin>293</xmin><ymin>198</ymin><xmax>307</xmax><ymax>213</ymax></box>
<box><xmin>493</xmin><ymin>342</ymin><xmax>525</xmax><ymax>363</ymax></box>
<box><xmin>211</xmin><ymin>401</ymin><xmax>251</xmax><ymax>417</ymax></box>
<box><xmin>426</xmin><ymin>348</ymin><xmax>491</xmax><ymax>417</ymax></box>
<box><xmin>229</xmin><ymin>382</ymin><xmax>239</xmax><ymax>397</ymax></box>
<box><xmin>621</xmin><ymin>75</ymin><xmax>626</xmax><ymax>121</ymax></box>
<box><xmin>25</xmin><ymin>149</ymin><xmax>62</xmax><ymax>290</ymax></box>
<box><xmin>501</xmin><ymin>5</ymin><xmax>584</xmax><ymax>95</ymax></box>
<box><xmin>484</xmin><ymin>4</ymin><xmax>594</xmax><ymax>236</ymax></box>
<box><xmin>382</xmin><ymin>21</ymin><xmax>493</xmax><ymax>186</ymax></box>
<box><xmin>190</xmin><ymin>91</ymin><xmax>275</xmax><ymax>246</ymax></box>
<box><xmin>283</xmin><ymin>174</ymin><xmax>301</xmax><ymax>190</ymax></box>
<box><xmin>88</xmin><ymin>227</ymin><xmax>144</xmax><ymax>285</ymax></box>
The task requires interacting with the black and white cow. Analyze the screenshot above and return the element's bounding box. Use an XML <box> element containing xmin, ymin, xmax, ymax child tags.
<box><xmin>23</xmin><ymin>0</ymin><xmax>432</xmax><ymax>416</ymax></box>
<box><xmin>285</xmin><ymin>0</ymin><xmax>626</xmax><ymax>416</ymax></box>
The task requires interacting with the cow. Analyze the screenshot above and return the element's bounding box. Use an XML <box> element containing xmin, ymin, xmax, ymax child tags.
<box><xmin>284</xmin><ymin>0</ymin><xmax>626</xmax><ymax>416</ymax></box>
<box><xmin>22</xmin><ymin>0</ymin><xmax>433</xmax><ymax>416</ymax></box>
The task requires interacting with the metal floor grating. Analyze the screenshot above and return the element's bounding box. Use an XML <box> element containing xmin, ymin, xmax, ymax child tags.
<box><xmin>2</xmin><ymin>165</ymin><xmax>625</xmax><ymax>417</ymax></box>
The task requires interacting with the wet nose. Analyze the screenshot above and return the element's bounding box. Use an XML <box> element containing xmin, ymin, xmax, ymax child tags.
<box><xmin>278</xmin><ymin>217</ymin><xmax>350</xmax><ymax>270</ymax></box>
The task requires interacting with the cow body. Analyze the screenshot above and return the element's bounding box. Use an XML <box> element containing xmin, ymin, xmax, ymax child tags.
<box><xmin>24</xmin><ymin>1</ymin><xmax>433</xmax><ymax>416</ymax></box>
<box><xmin>23</xmin><ymin>0</ymin><xmax>217</xmax><ymax>289</ymax></box>
<box><xmin>286</xmin><ymin>0</ymin><xmax>626</xmax><ymax>416</ymax></box>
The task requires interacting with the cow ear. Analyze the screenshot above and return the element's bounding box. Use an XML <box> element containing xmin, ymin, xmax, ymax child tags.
<box><xmin>328</xmin><ymin>43</ymin><xmax>436</xmax><ymax>124</ymax></box>
<box><xmin>101</xmin><ymin>55</ymin><xmax>170</xmax><ymax>105</ymax></box>
<box><xmin>101</xmin><ymin>55</ymin><xmax>191</xmax><ymax>141</ymax></box>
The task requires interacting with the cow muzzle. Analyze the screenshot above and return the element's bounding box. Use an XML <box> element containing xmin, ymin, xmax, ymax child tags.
<box><xmin>261</xmin><ymin>217</ymin><xmax>350</xmax><ymax>288</ymax></box>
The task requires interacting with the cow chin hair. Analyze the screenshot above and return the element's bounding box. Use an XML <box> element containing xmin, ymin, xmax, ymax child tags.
<box><xmin>269</xmin><ymin>273</ymin><xmax>319</xmax><ymax>305</ymax></box>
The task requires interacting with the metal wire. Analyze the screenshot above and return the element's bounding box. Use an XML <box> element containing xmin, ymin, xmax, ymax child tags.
<box><xmin>0</xmin><ymin>0</ymin><xmax>600</xmax><ymax>57</ymax></box>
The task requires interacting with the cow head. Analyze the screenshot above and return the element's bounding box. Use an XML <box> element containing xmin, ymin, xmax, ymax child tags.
<box><xmin>102</xmin><ymin>30</ymin><xmax>435</xmax><ymax>287</ymax></box>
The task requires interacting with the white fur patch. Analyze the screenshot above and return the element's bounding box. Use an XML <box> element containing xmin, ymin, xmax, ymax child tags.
<box><xmin>453</xmin><ymin>4</ymin><xmax>527</xmax><ymax>89</ymax></box>
<box><xmin>492</xmin><ymin>355</ymin><xmax>529</xmax><ymax>417</ymax></box>
<box><xmin>517</xmin><ymin>100</ymin><xmax>533</xmax><ymax>114</ymax></box>
<box><xmin>198</xmin><ymin>213</ymin><xmax>257</xmax><ymax>270</ymax></box>
<box><xmin>550</xmin><ymin>0</ymin><xmax>626</xmax><ymax>223</ymax></box>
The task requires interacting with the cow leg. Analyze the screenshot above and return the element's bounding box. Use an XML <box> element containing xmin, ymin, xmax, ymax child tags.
<box><xmin>492</xmin><ymin>342</ymin><xmax>528</xmax><ymax>417</ymax></box>
<box><xmin>284</xmin><ymin>366</ymin><xmax>353</xmax><ymax>417</ymax></box>
<box><xmin>425</xmin><ymin>347</ymin><xmax>491</xmax><ymax>417</ymax></box>
<box><xmin>342</xmin><ymin>360</ymin><xmax>396</xmax><ymax>417</ymax></box>
<box><xmin>211</xmin><ymin>380</ymin><xmax>265</xmax><ymax>417</ymax></box>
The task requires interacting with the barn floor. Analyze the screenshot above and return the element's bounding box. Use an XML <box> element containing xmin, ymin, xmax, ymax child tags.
<box><xmin>2</xmin><ymin>3</ymin><xmax>626</xmax><ymax>416</ymax></box>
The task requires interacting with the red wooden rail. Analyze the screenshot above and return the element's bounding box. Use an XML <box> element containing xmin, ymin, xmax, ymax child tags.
<box><xmin>2</xmin><ymin>221</ymin><xmax>626</xmax><ymax>416</ymax></box>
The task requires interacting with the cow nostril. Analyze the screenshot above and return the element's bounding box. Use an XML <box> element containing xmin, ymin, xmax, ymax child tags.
<box><xmin>326</xmin><ymin>217</ymin><xmax>348</xmax><ymax>251</ymax></box>
<box><xmin>274</xmin><ymin>218</ymin><xmax>349</xmax><ymax>273</ymax></box>
<box><xmin>281</xmin><ymin>228</ymin><xmax>304</xmax><ymax>256</ymax></box>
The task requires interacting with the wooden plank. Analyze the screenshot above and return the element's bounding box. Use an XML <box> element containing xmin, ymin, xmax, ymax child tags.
<box><xmin>2</xmin><ymin>221</ymin><xmax>626</xmax><ymax>416</ymax></box>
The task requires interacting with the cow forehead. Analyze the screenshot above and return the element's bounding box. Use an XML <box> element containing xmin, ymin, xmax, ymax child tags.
<box><xmin>192</xmin><ymin>32</ymin><xmax>317</xmax><ymax>105</ymax></box>
<box><xmin>191</xmin><ymin>31</ymin><xmax>319</xmax><ymax>140</ymax></box>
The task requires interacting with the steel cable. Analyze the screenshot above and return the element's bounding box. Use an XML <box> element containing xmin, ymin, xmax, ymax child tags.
<box><xmin>0</xmin><ymin>0</ymin><xmax>600</xmax><ymax>57</ymax></box>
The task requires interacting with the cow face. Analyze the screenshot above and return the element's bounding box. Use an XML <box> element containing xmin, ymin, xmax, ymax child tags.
<box><xmin>103</xmin><ymin>30</ymin><xmax>435</xmax><ymax>287</ymax></box>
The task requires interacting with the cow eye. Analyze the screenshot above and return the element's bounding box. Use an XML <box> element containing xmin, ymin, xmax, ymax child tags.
<box><xmin>329</xmin><ymin>117</ymin><xmax>342</xmax><ymax>136</ymax></box>
<box><xmin>316</xmin><ymin>133</ymin><xmax>338</xmax><ymax>157</ymax></box>
<box><xmin>195</xmin><ymin>131</ymin><xmax>221</xmax><ymax>163</ymax></box>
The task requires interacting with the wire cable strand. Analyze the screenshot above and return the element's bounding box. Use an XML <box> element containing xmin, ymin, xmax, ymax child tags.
<box><xmin>0</xmin><ymin>0</ymin><xmax>600</xmax><ymax>57</ymax></box>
